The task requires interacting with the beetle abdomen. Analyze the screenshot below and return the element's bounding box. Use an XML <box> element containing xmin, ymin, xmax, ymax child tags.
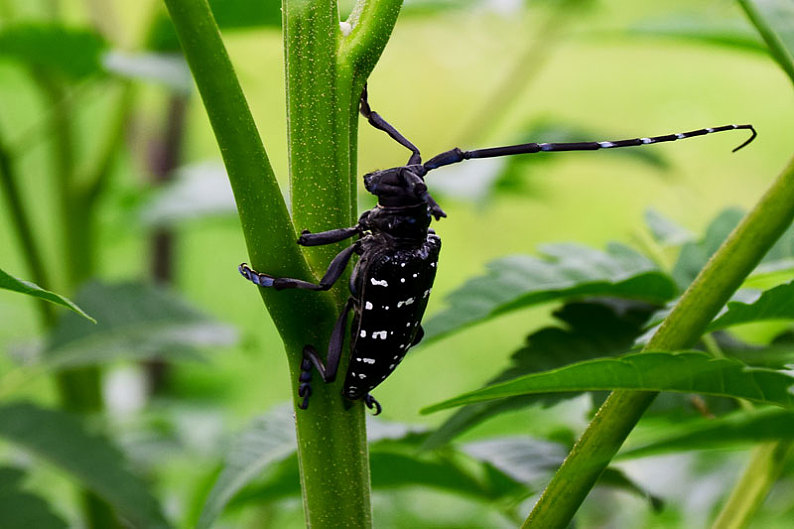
<box><xmin>343</xmin><ymin>234</ymin><xmax>441</xmax><ymax>400</ymax></box>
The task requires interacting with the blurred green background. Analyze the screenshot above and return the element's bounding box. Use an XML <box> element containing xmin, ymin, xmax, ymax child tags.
<box><xmin>1</xmin><ymin>0</ymin><xmax>793</xmax><ymax>527</ymax></box>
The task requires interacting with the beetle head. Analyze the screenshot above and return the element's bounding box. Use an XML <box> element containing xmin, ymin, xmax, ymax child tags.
<box><xmin>363</xmin><ymin>166</ymin><xmax>445</xmax><ymax>220</ymax></box>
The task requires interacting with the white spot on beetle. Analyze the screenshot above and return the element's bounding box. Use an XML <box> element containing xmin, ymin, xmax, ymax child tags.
<box><xmin>423</xmin><ymin>288</ymin><xmax>432</xmax><ymax>298</ymax></box>
<box><xmin>359</xmin><ymin>358</ymin><xmax>376</xmax><ymax>364</ymax></box>
<box><xmin>358</xmin><ymin>373</ymin><xmax>367</xmax><ymax>379</ymax></box>
<box><xmin>400</xmin><ymin>277</ymin><xmax>405</xmax><ymax>283</ymax></box>
<box><xmin>372</xmin><ymin>330</ymin><xmax>387</xmax><ymax>340</ymax></box>
<box><xmin>412</xmin><ymin>273</ymin><xmax>418</xmax><ymax>278</ymax></box>
<box><xmin>365</xmin><ymin>301</ymin><xmax>373</xmax><ymax>310</ymax></box>
<box><xmin>405</xmin><ymin>322</ymin><xmax>411</xmax><ymax>327</ymax></box>
<box><xmin>371</xmin><ymin>278</ymin><xmax>388</xmax><ymax>287</ymax></box>
<box><xmin>359</xmin><ymin>330</ymin><xmax>366</xmax><ymax>338</ymax></box>
<box><xmin>400</xmin><ymin>263</ymin><xmax>406</xmax><ymax>267</ymax></box>
<box><xmin>389</xmin><ymin>364</ymin><xmax>395</xmax><ymax>370</ymax></box>
<box><xmin>430</xmin><ymin>262</ymin><xmax>436</xmax><ymax>267</ymax></box>
<box><xmin>384</xmin><ymin>305</ymin><xmax>390</xmax><ymax>310</ymax></box>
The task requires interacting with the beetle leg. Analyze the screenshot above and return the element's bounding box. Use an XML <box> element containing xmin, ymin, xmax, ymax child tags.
<box><xmin>363</xmin><ymin>394</ymin><xmax>382</xmax><ymax>416</ymax></box>
<box><xmin>359</xmin><ymin>84</ymin><xmax>423</xmax><ymax>166</ymax></box>
<box><xmin>239</xmin><ymin>243</ymin><xmax>358</xmax><ymax>291</ymax></box>
<box><xmin>297</xmin><ymin>298</ymin><xmax>354</xmax><ymax>410</ymax></box>
<box><xmin>401</xmin><ymin>169</ymin><xmax>446</xmax><ymax>219</ymax></box>
<box><xmin>411</xmin><ymin>325</ymin><xmax>425</xmax><ymax>347</ymax></box>
<box><xmin>298</xmin><ymin>226</ymin><xmax>361</xmax><ymax>247</ymax></box>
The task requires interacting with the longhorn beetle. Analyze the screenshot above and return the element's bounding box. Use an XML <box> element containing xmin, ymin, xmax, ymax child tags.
<box><xmin>240</xmin><ymin>86</ymin><xmax>756</xmax><ymax>415</ymax></box>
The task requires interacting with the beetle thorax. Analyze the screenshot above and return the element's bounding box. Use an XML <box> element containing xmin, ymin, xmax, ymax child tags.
<box><xmin>361</xmin><ymin>203</ymin><xmax>431</xmax><ymax>241</ymax></box>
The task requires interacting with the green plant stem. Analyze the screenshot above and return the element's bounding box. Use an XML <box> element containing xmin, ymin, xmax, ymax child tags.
<box><xmin>525</xmin><ymin>154</ymin><xmax>794</xmax><ymax>529</ymax></box>
<box><xmin>711</xmin><ymin>441</ymin><xmax>794</xmax><ymax>529</ymax></box>
<box><xmin>164</xmin><ymin>1</ymin><xmax>395</xmax><ymax>527</ymax></box>
<box><xmin>31</xmin><ymin>72</ymin><xmax>116</xmax><ymax>529</ymax></box>
<box><xmin>0</xmin><ymin>134</ymin><xmax>55</xmax><ymax>327</ymax></box>
<box><xmin>737</xmin><ymin>0</ymin><xmax>794</xmax><ymax>87</ymax></box>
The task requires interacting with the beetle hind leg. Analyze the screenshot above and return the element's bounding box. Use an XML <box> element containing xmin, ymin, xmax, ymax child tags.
<box><xmin>363</xmin><ymin>394</ymin><xmax>382</xmax><ymax>415</ymax></box>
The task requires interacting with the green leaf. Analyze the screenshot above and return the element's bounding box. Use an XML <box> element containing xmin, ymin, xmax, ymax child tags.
<box><xmin>0</xmin><ymin>268</ymin><xmax>94</xmax><ymax>322</ymax></box>
<box><xmin>621</xmin><ymin>407</ymin><xmax>794</xmax><ymax>459</ymax></box>
<box><xmin>421</xmin><ymin>351</ymin><xmax>794</xmax><ymax>414</ymax></box>
<box><xmin>672</xmin><ymin>208</ymin><xmax>744</xmax><ymax>289</ymax></box>
<box><xmin>708</xmin><ymin>280</ymin><xmax>794</xmax><ymax>331</ymax></box>
<box><xmin>196</xmin><ymin>406</ymin><xmax>297</xmax><ymax>529</ymax></box>
<box><xmin>424</xmin><ymin>243</ymin><xmax>676</xmax><ymax>342</ymax></box>
<box><xmin>739</xmin><ymin>0</ymin><xmax>794</xmax><ymax>84</ymax></box>
<box><xmin>42</xmin><ymin>281</ymin><xmax>235</xmax><ymax>369</ymax></box>
<box><xmin>226</xmin><ymin>425</ymin><xmax>530</xmax><ymax>514</ymax></box>
<box><xmin>0</xmin><ymin>23</ymin><xmax>106</xmax><ymax>79</ymax></box>
<box><xmin>644</xmin><ymin>209</ymin><xmax>694</xmax><ymax>247</ymax></box>
<box><xmin>0</xmin><ymin>402</ymin><xmax>171</xmax><ymax>528</ymax></box>
<box><xmin>0</xmin><ymin>467</ymin><xmax>69</xmax><ymax>529</ymax></box>
<box><xmin>423</xmin><ymin>300</ymin><xmax>656</xmax><ymax>449</ymax></box>
<box><xmin>627</xmin><ymin>16</ymin><xmax>766</xmax><ymax>54</ymax></box>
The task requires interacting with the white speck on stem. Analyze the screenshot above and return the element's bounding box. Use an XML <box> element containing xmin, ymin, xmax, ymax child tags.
<box><xmin>339</xmin><ymin>21</ymin><xmax>352</xmax><ymax>36</ymax></box>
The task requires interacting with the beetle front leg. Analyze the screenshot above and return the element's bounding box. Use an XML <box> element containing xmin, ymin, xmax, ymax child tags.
<box><xmin>298</xmin><ymin>225</ymin><xmax>361</xmax><ymax>247</ymax></box>
<box><xmin>239</xmin><ymin>243</ymin><xmax>358</xmax><ymax>291</ymax></box>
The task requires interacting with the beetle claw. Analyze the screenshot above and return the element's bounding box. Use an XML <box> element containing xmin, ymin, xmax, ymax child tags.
<box><xmin>363</xmin><ymin>394</ymin><xmax>382</xmax><ymax>416</ymax></box>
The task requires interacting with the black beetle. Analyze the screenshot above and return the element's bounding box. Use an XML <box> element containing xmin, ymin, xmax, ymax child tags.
<box><xmin>240</xmin><ymin>86</ymin><xmax>756</xmax><ymax>414</ymax></box>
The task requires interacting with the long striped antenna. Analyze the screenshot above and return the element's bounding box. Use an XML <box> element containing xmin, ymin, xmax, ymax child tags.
<box><xmin>422</xmin><ymin>124</ymin><xmax>757</xmax><ymax>172</ymax></box>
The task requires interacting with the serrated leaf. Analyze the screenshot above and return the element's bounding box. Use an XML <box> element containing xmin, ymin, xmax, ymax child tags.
<box><xmin>196</xmin><ymin>406</ymin><xmax>296</xmax><ymax>529</ymax></box>
<box><xmin>424</xmin><ymin>243</ymin><xmax>676</xmax><ymax>342</ymax></box>
<box><xmin>673</xmin><ymin>207</ymin><xmax>794</xmax><ymax>289</ymax></box>
<box><xmin>708</xmin><ymin>281</ymin><xmax>794</xmax><ymax>331</ymax></box>
<box><xmin>0</xmin><ymin>402</ymin><xmax>171</xmax><ymax>528</ymax></box>
<box><xmin>424</xmin><ymin>300</ymin><xmax>655</xmax><ymax>449</ymax></box>
<box><xmin>463</xmin><ymin>437</ymin><xmax>661</xmax><ymax>510</ymax></box>
<box><xmin>0</xmin><ymin>268</ymin><xmax>94</xmax><ymax>322</ymax></box>
<box><xmin>42</xmin><ymin>281</ymin><xmax>235</xmax><ymax>369</ymax></box>
<box><xmin>0</xmin><ymin>23</ymin><xmax>106</xmax><ymax>79</ymax></box>
<box><xmin>621</xmin><ymin>407</ymin><xmax>794</xmax><ymax>459</ymax></box>
<box><xmin>227</xmin><ymin>425</ymin><xmax>530</xmax><ymax>514</ymax></box>
<box><xmin>0</xmin><ymin>467</ymin><xmax>69</xmax><ymax>529</ymax></box>
<box><xmin>672</xmin><ymin>208</ymin><xmax>744</xmax><ymax>289</ymax></box>
<box><xmin>644</xmin><ymin>209</ymin><xmax>694</xmax><ymax>247</ymax></box>
<box><xmin>422</xmin><ymin>351</ymin><xmax>794</xmax><ymax>414</ymax></box>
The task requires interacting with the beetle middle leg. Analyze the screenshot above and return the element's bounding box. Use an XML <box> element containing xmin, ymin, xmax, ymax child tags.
<box><xmin>239</xmin><ymin>242</ymin><xmax>359</xmax><ymax>291</ymax></box>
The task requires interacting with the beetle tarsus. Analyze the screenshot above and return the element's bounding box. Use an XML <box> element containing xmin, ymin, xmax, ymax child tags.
<box><xmin>364</xmin><ymin>394</ymin><xmax>382</xmax><ymax>416</ymax></box>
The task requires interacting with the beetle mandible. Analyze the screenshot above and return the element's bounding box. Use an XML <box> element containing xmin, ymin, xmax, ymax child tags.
<box><xmin>240</xmin><ymin>85</ymin><xmax>756</xmax><ymax>414</ymax></box>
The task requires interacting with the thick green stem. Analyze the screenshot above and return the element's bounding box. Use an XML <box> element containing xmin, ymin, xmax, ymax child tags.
<box><xmin>525</xmin><ymin>154</ymin><xmax>794</xmax><ymax>528</ymax></box>
<box><xmin>164</xmin><ymin>0</ymin><xmax>400</xmax><ymax>527</ymax></box>
<box><xmin>283</xmin><ymin>1</ymin><xmax>402</xmax><ymax>526</ymax></box>
<box><xmin>711</xmin><ymin>441</ymin><xmax>794</xmax><ymax>529</ymax></box>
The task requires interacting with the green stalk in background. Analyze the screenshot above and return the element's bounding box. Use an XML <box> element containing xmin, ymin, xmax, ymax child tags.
<box><xmin>525</xmin><ymin>154</ymin><xmax>794</xmax><ymax>528</ymax></box>
<box><xmin>163</xmin><ymin>0</ymin><xmax>401</xmax><ymax>526</ymax></box>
